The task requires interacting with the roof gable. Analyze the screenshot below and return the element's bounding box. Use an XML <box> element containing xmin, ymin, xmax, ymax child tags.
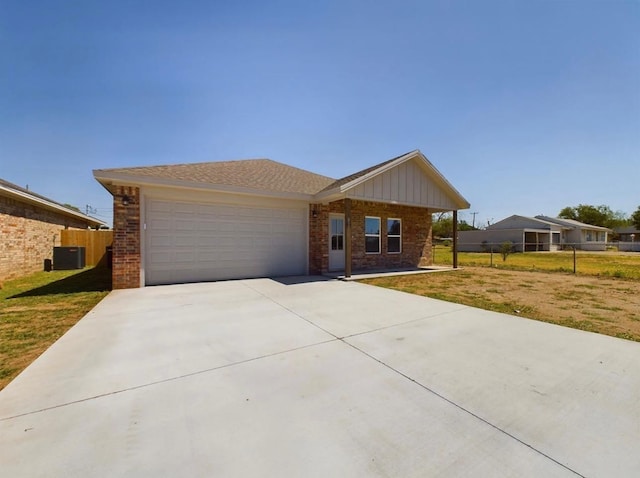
<box><xmin>315</xmin><ymin>150</ymin><xmax>469</xmax><ymax>210</ymax></box>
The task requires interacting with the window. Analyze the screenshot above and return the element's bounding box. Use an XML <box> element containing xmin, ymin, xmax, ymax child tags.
<box><xmin>330</xmin><ymin>217</ymin><xmax>344</xmax><ymax>251</ymax></box>
<box><xmin>387</xmin><ymin>218</ymin><xmax>401</xmax><ymax>253</ymax></box>
<box><xmin>365</xmin><ymin>216</ymin><xmax>380</xmax><ymax>253</ymax></box>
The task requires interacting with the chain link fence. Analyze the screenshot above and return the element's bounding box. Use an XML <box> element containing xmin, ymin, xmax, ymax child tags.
<box><xmin>432</xmin><ymin>241</ymin><xmax>640</xmax><ymax>278</ymax></box>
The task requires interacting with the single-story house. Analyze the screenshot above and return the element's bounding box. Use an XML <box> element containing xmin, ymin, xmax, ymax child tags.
<box><xmin>458</xmin><ymin>215</ymin><xmax>564</xmax><ymax>252</ymax></box>
<box><xmin>535</xmin><ymin>216</ymin><xmax>611</xmax><ymax>251</ymax></box>
<box><xmin>616</xmin><ymin>226</ymin><xmax>640</xmax><ymax>252</ymax></box>
<box><xmin>458</xmin><ymin>215</ymin><xmax>611</xmax><ymax>252</ymax></box>
<box><xmin>94</xmin><ymin>150</ymin><xmax>470</xmax><ymax>289</ymax></box>
<box><xmin>0</xmin><ymin>178</ymin><xmax>106</xmax><ymax>282</ymax></box>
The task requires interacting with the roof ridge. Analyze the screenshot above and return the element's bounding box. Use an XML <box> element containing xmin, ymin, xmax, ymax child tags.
<box><xmin>318</xmin><ymin>150</ymin><xmax>419</xmax><ymax>194</ymax></box>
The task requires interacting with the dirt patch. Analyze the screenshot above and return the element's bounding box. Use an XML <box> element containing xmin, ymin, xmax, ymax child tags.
<box><xmin>363</xmin><ymin>267</ymin><xmax>640</xmax><ymax>341</ymax></box>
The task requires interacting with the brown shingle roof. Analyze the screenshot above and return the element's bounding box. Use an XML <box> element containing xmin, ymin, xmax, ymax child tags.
<box><xmin>318</xmin><ymin>151</ymin><xmax>414</xmax><ymax>193</ymax></box>
<box><xmin>95</xmin><ymin>159</ymin><xmax>336</xmax><ymax>195</ymax></box>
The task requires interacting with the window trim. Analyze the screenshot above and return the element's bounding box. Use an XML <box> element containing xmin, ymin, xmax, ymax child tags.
<box><xmin>387</xmin><ymin>218</ymin><xmax>402</xmax><ymax>254</ymax></box>
<box><xmin>365</xmin><ymin>216</ymin><xmax>381</xmax><ymax>254</ymax></box>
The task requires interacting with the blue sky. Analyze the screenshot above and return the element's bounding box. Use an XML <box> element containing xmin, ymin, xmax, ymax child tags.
<box><xmin>1</xmin><ymin>0</ymin><xmax>638</xmax><ymax>227</ymax></box>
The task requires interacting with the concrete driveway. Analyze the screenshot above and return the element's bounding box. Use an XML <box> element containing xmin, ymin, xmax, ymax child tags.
<box><xmin>1</xmin><ymin>277</ymin><xmax>639</xmax><ymax>477</ymax></box>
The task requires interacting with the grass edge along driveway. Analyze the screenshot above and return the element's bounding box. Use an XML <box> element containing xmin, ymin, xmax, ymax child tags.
<box><xmin>0</xmin><ymin>267</ymin><xmax>111</xmax><ymax>391</ymax></box>
<box><xmin>362</xmin><ymin>266</ymin><xmax>640</xmax><ymax>343</ymax></box>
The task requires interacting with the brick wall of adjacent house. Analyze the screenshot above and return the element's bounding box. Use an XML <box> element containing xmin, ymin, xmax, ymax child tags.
<box><xmin>112</xmin><ymin>186</ymin><xmax>141</xmax><ymax>289</ymax></box>
<box><xmin>0</xmin><ymin>195</ymin><xmax>90</xmax><ymax>282</ymax></box>
<box><xmin>309</xmin><ymin>199</ymin><xmax>433</xmax><ymax>274</ymax></box>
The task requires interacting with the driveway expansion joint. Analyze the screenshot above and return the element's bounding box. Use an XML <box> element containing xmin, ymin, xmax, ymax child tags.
<box><xmin>341</xmin><ymin>339</ymin><xmax>587</xmax><ymax>478</ymax></box>
<box><xmin>0</xmin><ymin>338</ymin><xmax>337</xmax><ymax>422</ymax></box>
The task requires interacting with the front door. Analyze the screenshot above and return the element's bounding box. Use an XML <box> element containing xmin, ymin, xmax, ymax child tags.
<box><xmin>328</xmin><ymin>214</ymin><xmax>345</xmax><ymax>271</ymax></box>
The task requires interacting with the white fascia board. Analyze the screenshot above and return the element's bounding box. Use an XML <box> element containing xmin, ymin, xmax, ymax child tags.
<box><xmin>0</xmin><ymin>184</ymin><xmax>106</xmax><ymax>227</ymax></box>
<box><xmin>314</xmin><ymin>150</ymin><xmax>470</xmax><ymax>210</ymax></box>
<box><xmin>93</xmin><ymin>171</ymin><xmax>315</xmax><ymax>202</ymax></box>
<box><xmin>338</xmin><ymin>150</ymin><xmax>420</xmax><ymax>192</ymax></box>
<box><xmin>312</xmin><ymin>151</ymin><xmax>419</xmax><ymax>201</ymax></box>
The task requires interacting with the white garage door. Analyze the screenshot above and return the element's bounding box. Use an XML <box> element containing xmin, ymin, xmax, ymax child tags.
<box><xmin>145</xmin><ymin>199</ymin><xmax>307</xmax><ymax>285</ymax></box>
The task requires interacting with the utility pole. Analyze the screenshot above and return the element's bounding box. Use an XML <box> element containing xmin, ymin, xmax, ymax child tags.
<box><xmin>471</xmin><ymin>212</ymin><xmax>478</xmax><ymax>228</ymax></box>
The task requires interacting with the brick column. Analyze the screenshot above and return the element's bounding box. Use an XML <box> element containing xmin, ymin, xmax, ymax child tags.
<box><xmin>308</xmin><ymin>203</ymin><xmax>329</xmax><ymax>275</ymax></box>
<box><xmin>112</xmin><ymin>186</ymin><xmax>141</xmax><ymax>289</ymax></box>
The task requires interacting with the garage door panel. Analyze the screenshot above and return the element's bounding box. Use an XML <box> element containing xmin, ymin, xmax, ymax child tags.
<box><xmin>145</xmin><ymin>199</ymin><xmax>306</xmax><ymax>285</ymax></box>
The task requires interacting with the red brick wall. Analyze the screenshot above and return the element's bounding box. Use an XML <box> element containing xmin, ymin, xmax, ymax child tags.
<box><xmin>309</xmin><ymin>199</ymin><xmax>433</xmax><ymax>274</ymax></box>
<box><xmin>112</xmin><ymin>186</ymin><xmax>141</xmax><ymax>289</ymax></box>
<box><xmin>0</xmin><ymin>195</ymin><xmax>90</xmax><ymax>282</ymax></box>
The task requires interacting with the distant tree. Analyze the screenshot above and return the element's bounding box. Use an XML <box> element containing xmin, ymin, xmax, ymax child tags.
<box><xmin>432</xmin><ymin>213</ymin><xmax>477</xmax><ymax>238</ymax></box>
<box><xmin>432</xmin><ymin>213</ymin><xmax>453</xmax><ymax>238</ymax></box>
<box><xmin>632</xmin><ymin>206</ymin><xmax>640</xmax><ymax>230</ymax></box>
<box><xmin>63</xmin><ymin>203</ymin><xmax>81</xmax><ymax>213</ymax></box>
<box><xmin>459</xmin><ymin>221</ymin><xmax>476</xmax><ymax>231</ymax></box>
<box><xmin>558</xmin><ymin>204</ymin><xmax>628</xmax><ymax>229</ymax></box>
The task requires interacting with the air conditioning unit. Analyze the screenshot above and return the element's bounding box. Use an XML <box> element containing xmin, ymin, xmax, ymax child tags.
<box><xmin>53</xmin><ymin>247</ymin><xmax>86</xmax><ymax>270</ymax></box>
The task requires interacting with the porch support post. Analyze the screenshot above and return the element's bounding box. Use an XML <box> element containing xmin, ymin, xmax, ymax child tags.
<box><xmin>452</xmin><ymin>210</ymin><xmax>458</xmax><ymax>269</ymax></box>
<box><xmin>345</xmin><ymin>198</ymin><xmax>352</xmax><ymax>278</ymax></box>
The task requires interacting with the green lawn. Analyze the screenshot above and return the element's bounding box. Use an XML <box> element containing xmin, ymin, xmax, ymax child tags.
<box><xmin>432</xmin><ymin>246</ymin><xmax>640</xmax><ymax>280</ymax></box>
<box><xmin>0</xmin><ymin>267</ymin><xmax>111</xmax><ymax>390</ymax></box>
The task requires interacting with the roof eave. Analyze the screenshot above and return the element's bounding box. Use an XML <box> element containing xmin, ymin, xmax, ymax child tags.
<box><xmin>93</xmin><ymin>171</ymin><xmax>315</xmax><ymax>202</ymax></box>
<box><xmin>0</xmin><ymin>184</ymin><xmax>106</xmax><ymax>227</ymax></box>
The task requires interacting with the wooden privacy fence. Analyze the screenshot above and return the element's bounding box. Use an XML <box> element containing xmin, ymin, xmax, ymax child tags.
<box><xmin>61</xmin><ymin>230</ymin><xmax>113</xmax><ymax>267</ymax></box>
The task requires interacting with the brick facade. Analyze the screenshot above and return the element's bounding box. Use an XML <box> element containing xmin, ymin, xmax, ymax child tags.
<box><xmin>309</xmin><ymin>199</ymin><xmax>433</xmax><ymax>274</ymax></box>
<box><xmin>112</xmin><ymin>186</ymin><xmax>141</xmax><ymax>289</ymax></box>
<box><xmin>109</xmin><ymin>193</ymin><xmax>433</xmax><ymax>288</ymax></box>
<box><xmin>0</xmin><ymin>195</ymin><xmax>90</xmax><ymax>282</ymax></box>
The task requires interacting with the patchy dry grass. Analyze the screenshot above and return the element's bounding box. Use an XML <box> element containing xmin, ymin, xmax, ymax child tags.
<box><xmin>434</xmin><ymin>247</ymin><xmax>640</xmax><ymax>280</ymax></box>
<box><xmin>362</xmin><ymin>266</ymin><xmax>640</xmax><ymax>342</ymax></box>
<box><xmin>0</xmin><ymin>267</ymin><xmax>111</xmax><ymax>390</ymax></box>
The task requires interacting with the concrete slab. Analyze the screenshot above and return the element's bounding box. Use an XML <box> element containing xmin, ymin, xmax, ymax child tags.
<box><xmin>1</xmin><ymin>277</ymin><xmax>639</xmax><ymax>476</ymax></box>
<box><xmin>245</xmin><ymin>277</ymin><xmax>467</xmax><ymax>338</ymax></box>
<box><xmin>345</xmin><ymin>307</ymin><xmax>640</xmax><ymax>477</ymax></box>
<box><xmin>0</xmin><ymin>281</ymin><xmax>333</xmax><ymax>418</ymax></box>
<box><xmin>2</xmin><ymin>341</ymin><xmax>572</xmax><ymax>477</ymax></box>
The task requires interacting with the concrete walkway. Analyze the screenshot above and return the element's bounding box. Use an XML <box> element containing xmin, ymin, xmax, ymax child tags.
<box><xmin>1</xmin><ymin>277</ymin><xmax>639</xmax><ymax>477</ymax></box>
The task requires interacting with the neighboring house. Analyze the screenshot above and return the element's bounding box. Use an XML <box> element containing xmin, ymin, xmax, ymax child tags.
<box><xmin>94</xmin><ymin>150</ymin><xmax>470</xmax><ymax>289</ymax></box>
<box><xmin>535</xmin><ymin>216</ymin><xmax>611</xmax><ymax>251</ymax></box>
<box><xmin>616</xmin><ymin>226</ymin><xmax>639</xmax><ymax>242</ymax></box>
<box><xmin>458</xmin><ymin>215</ymin><xmax>564</xmax><ymax>252</ymax></box>
<box><xmin>0</xmin><ymin>178</ymin><xmax>106</xmax><ymax>282</ymax></box>
<box><xmin>616</xmin><ymin>226</ymin><xmax>640</xmax><ymax>252</ymax></box>
<box><xmin>458</xmin><ymin>215</ymin><xmax>611</xmax><ymax>252</ymax></box>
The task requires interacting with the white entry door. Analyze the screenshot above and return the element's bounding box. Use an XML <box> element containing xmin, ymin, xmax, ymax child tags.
<box><xmin>328</xmin><ymin>214</ymin><xmax>345</xmax><ymax>271</ymax></box>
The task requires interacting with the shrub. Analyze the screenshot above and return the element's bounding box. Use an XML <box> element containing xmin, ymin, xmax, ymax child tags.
<box><xmin>500</xmin><ymin>241</ymin><xmax>513</xmax><ymax>262</ymax></box>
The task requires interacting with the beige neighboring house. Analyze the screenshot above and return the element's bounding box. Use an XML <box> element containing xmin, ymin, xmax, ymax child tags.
<box><xmin>94</xmin><ymin>150</ymin><xmax>470</xmax><ymax>289</ymax></box>
<box><xmin>458</xmin><ymin>214</ymin><xmax>612</xmax><ymax>252</ymax></box>
<box><xmin>535</xmin><ymin>216</ymin><xmax>611</xmax><ymax>251</ymax></box>
<box><xmin>0</xmin><ymin>178</ymin><xmax>106</xmax><ymax>282</ymax></box>
<box><xmin>458</xmin><ymin>215</ymin><xmax>564</xmax><ymax>252</ymax></box>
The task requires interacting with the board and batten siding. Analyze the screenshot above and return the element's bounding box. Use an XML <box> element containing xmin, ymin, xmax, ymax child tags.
<box><xmin>346</xmin><ymin>160</ymin><xmax>457</xmax><ymax>209</ymax></box>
